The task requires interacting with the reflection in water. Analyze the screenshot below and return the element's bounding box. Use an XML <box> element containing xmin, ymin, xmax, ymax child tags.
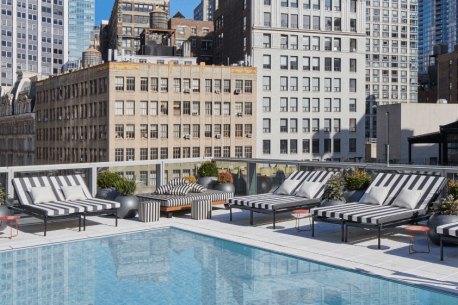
<box><xmin>0</xmin><ymin>228</ymin><xmax>455</xmax><ymax>305</ymax></box>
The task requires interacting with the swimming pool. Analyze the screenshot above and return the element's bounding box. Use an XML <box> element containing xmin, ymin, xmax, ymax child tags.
<box><xmin>0</xmin><ymin>228</ymin><xmax>456</xmax><ymax>305</ymax></box>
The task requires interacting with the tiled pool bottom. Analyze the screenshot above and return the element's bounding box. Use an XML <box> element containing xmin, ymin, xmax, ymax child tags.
<box><xmin>0</xmin><ymin>228</ymin><xmax>456</xmax><ymax>305</ymax></box>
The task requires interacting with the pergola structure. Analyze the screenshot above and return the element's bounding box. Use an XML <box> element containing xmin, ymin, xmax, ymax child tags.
<box><xmin>408</xmin><ymin>121</ymin><xmax>458</xmax><ymax>165</ymax></box>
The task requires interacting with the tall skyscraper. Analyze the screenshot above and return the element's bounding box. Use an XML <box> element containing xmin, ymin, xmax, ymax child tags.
<box><xmin>104</xmin><ymin>0</ymin><xmax>170</xmax><ymax>59</ymax></box>
<box><xmin>194</xmin><ymin>0</ymin><xmax>217</xmax><ymax>21</ymax></box>
<box><xmin>418</xmin><ymin>0</ymin><xmax>458</xmax><ymax>74</ymax></box>
<box><xmin>0</xmin><ymin>0</ymin><xmax>68</xmax><ymax>88</ymax></box>
<box><xmin>67</xmin><ymin>0</ymin><xmax>95</xmax><ymax>67</ymax></box>
<box><xmin>365</xmin><ymin>0</ymin><xmax>419</xmax><ymax>141</ymax></box>
<box><xmin>215</xmin><ymin>0</ymin><xmax>366</xmax><ymax>161</ymax></box>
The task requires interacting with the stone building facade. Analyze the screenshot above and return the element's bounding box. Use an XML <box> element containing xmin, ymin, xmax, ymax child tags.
<box><xmin>34</xmin><ymin>61</ymin><xmax>257</xmax><ymax>165</ymax></box>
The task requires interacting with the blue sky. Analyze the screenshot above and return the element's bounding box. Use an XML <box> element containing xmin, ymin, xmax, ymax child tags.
<box><xmin>95</xmin><ymin>0</ymin><xmax>200</xmax><ymax>24</ymax></box>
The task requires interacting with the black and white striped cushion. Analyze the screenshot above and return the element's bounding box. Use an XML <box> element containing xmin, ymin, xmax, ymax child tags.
<box><xmin>155</xmin><ymin>184</ymin><xmax>174</xmax><ymax>195</ymax></box>
<box><xmin>168</xmin><ymin>178</ymin><xmax>189</xmax><ymax>186</ymax></box>
<box><xmin>189</xmin><ymin>183</ymin><xmax>207</xmax><ymax>193</ymax></box>
<box><xmin>229</xmin><ymin>171</ymin><xmax>336</xmax><ymax>211</ymax></box>
<box><xmin>169</xmin><ymin>184</ymin><xmax>192</xmax><ymax>196</ymax></box>
<box><xmin>138</xmin><ymin>190</ymin><xmax>233</xmax><ymax>207</ymax></box>
<box><xmin>437</xmin><ymin>222</ymin><xmax>458</xmax><ymax>237</ymax></box>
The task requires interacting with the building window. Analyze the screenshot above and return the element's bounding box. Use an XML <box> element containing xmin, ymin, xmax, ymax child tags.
<box><xmin>349</xmin><ymin>138</ymin><xmax>357</xmax><ymax>152</ymax></box>
<box><xmin>192</xmin><ymin>147</ymin><xmax>200</xmax><ymax>158</ymax></box>
<box><xmin>263</xmin><ymin>76</ymin><xmax>271</xmax><ymax>91</ymax></box>
<box><xmin>302</xmin><ymin>139</ymin><xmax>310</xmax><ymax>153</ymax></box>
<box><xmin>140</xmin><ymin>101</ymin><xmax>148</xmax><ymax>115</ymax></box>
<box><xmin>126</xmin><ymin>77</ymin><xmax>135</xmax><ymax>91</ymax></box>
<box><xmin>263</xmin><ymin>34</ymin><xmax>271</xmax><ymax>48</ymax></box>
<box><xmin>350</xmin><ymin>79</ymin><xmax>357</xmax><ymax>92</ymax></box>
<box><xmin>312</xmin><ymin>139</ymin><xmax>319</xmax><ymax>154</ymax></box>
<box><xmin>223</xmin><ymin>80</ymin><xmax>231</xmax><ymax>93</ymax></box>
<box><xmin>290</xmin><ymin>139</ymin><xmax>298</xmax><ymax>153</ymax></box>
<box><xmin>160</xmin><ymin>125</ymin><xmax>168</xmax><ymax>138</ymax></box>
<box><xmin>140</xmin><ymin>124</ymin><xmax>148</xmax><ymax>138</ymax></box>
<box><xmin>150</xmin><ymin>101</ymin><xmax>158</xmax><ymax>115</ymax></box>
<box><xmin>140</xmin><ymin>77</ymin><xmax>148</xmax><ymax>91</ymax></box>
<box><xmin>126</xmin><ymin>124</ymin><xmax>135</xmax><ymax>138</ymax></box>
<box><xmin>151</xmin><ymin>78</ymin><xmax>158</xmax><ymax>91</ymax></box>
<box><xmin>263</xmin><ymin>97</ymin><xmax>271</xmax><ymax>112</ymax></box>
<box><xmin>324</xmin><ymin>139</ymin><xmax>331</xmax><ymax>153</ymax></box>
<box><xmin>150</xmin><ymin>124</ymin><xmax>158</xmax><ymax>138</ymax></box>
<box><xmin>160</xmin><ymin>148</ymin><xmax>168</xmax><ymax>159</ymax></box>
<box><xmin>263</xmin><ymin>119</ymin><xmax>271</xmax><ymax>133</ymax></box>
<box><xmin>150</xmin><ymin>148</ymin><xmax>158</xmax><ymax>160</ymax></box>
<box><xmin>350</xmin><ymin>58</ymin><xmax>357</xmax><ymax>72</ymax></box>
<box><xmin>205</xmin><ymin>79</ymin><xmax>212</xmax><ymax>92</ymax></box>
<box><xmin>235</xmin><ymin>146</ymin><xmax>243</xmax><ymax>157</ymax></box>
<box><xmin>125</xmin><ymin>100</ymin><xmax>135</xmax><ymax>115</ymax></box>
<box><xmin>140</xmin><ymin>148</ymin><xmax>148</xmax><ymax>160</ymax></box>
<box><xmin>115</xmin><ymin>148</ymin><xmax>124</xmax><ymax>161</ymax></box>
<box><xmin>115</xmin><ymin>77</ymin><xmax>124</xmax><ymax>90</ymax></box>
<box><xmin>280</xmin><ymin>140</ymin><xmax>288</xmax><ymax>154</ymax></box>
<box><xmin>115</xmin><ymin>124</ymin><xmax>124</xmax><ymax>138</ymax></box>
<box><xmin>125</xmin><ymin>148</ymin><xmax>134</xmax><ymax>161</ymax></box>
<box><xmin>263</xmin><ymin>140</ymin><xmax>271</xmax><ymax>154</ymax></box>
<box><xmin>160</xmin><ymin>78</ymin><xmax>168</xmax><ymax>92</ymax></box>
<box><xmin>349</xmin><ymin>98</ymin><xmax>357</xmax><ymax>112</ymax></box>
<box><xmin>334</xmin><ymin>139</ymin><xmax>341</xmax><ymax>153</ymax></box>
<box><xmin>173</xmin><ymin>147</ymin><xmax>181</xmax><ymax>159</ymax></box>
<box><xmin>115</xmin><ymin>101</ymin><xmax>124</xmax><ymax>115</ymax></box>
<box><xmin>192</xmin><ymin>79</ymin><xmax>200</xmax><ymax>92</ymax></box>
<box><xmin>349</xmin><ymin>118</ymin><xmax>357</xmax><ymax>132</ymax></box>
<box><xmin>280</xmin><ymin>119</ymin><xmax>288</xmax><ymax>132</ymax></box>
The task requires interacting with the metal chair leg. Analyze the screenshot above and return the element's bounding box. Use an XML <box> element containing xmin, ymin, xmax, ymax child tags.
<box><xmin>440</xmin><ymin>235</ymin><xmax>444</xmax><ymax>261</ymax></box>
<box><xmin>311</xmin><ymin>217</ymin><xmax>315</xmax><ymax>237</ymax></box>
<box><xmin>229</xmin><ymin>207</ymin><xmax>232</xmax><ymax>221</ymax></box>
<box><xmin>44</xmin><ymin>216</ymin><xmax>47</xmax><ymax>237</ymax></box>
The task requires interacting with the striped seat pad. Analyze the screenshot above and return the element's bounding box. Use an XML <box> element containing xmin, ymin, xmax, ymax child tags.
<box><xmin>22</xmin><ymin>201</ymin><xmax>86</xmax><ymax>216</ymax></box>
<box><xmin>229</xmin><ymin>193</ymin><xmax>319</xmax><ymax>210</ymax></box>
<box><xmin>136</xmin><ymin>190</ymin><xmax>233</xmax><ymax>207</ymax></box>
<box><xmin>436</xmin><ymin>222</ymin><xmax>458</xmax><ymax>237</ymax></box>
<box><xmin>51</xmin><ymin>175</ymin><xmax>120</xmax><ymax>211</ymax></box>
<box><xmin>229</xmin><ymin>171</ymin><xmax>335</xmax><ymax>210</ymax></box>
<box><xmin>312</xmin><ymin>203</ymin><xmax>424</xmax><ymax>225</ymax></box>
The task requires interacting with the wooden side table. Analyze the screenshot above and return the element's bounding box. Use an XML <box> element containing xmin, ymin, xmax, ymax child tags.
<box><xmin>292</xmin><ymin>209</ymin><xmax>311</xmax><ymax>232</ymax></box>
<box><xmin>405</xmin><ymin>225</ymin><xmax>430</xmax><ymax>254</ymax></box>
<box><xmin>0</xmin><ymin>215</ymin><xmax>20</xmax><ymax>239</ymax></box>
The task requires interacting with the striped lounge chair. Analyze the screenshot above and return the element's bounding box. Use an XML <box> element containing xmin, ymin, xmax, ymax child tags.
<box><xmin>437</xmin><ymin>222</ymin><xmax>458</xmax><ymax>261</ymax></box>
<box><xmin>311</xmin><ymin>172</ymin><xmax>446</xmax><ymax>248</ymax></box>
<box><xmin>228</xmin><ymin>170</ymin><xmax>335</xmax><ymax>228</ymax></box>
<box><xmin>12</xmin><ymin>175</ymin><xmax>120</xmax><ymax>236</ymax></box>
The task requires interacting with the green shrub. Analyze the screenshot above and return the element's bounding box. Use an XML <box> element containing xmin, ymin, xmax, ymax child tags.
<box><xmin>114</xmin><ymin>177</ymin><xmax>137</xmax><ymax>196</ymax></box>
<box><xmin>344</xmin><ymin>169</ymin><xmax>371</xmax><ymax>191</ymax></box>
<box><xmin>217</xmin><ymin>172</ymin><xmax>233</xmax><ymax>184</ymax></box>
<box><xmin>197</xmin><ymin>161</ymin><xmax>218</xmax><ymax>177</ymax></box>
<box><xmin>0</xmin><ymin>184</ymin><xmax>5</xmax><ymax>205</ymax></box>
<box><xmin>323</xmin><ymin>174</ymin><xmax>345</xmax><ymax>201</ymax></box>
<box><xmin>97</xmin><ymin>171</ymin><xmax>123</xmax><ymax>189</ymax></box>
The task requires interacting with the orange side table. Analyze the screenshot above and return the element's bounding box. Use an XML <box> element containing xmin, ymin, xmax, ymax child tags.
<box><xmin>292</xmin><ymin>209</ymin><xmax>311</xmax><ymax>232</ymax></box>
<box><xmin>0</xmin><ymin>215</ymin><xmax>20</xmax><ymax>239</ymax></box>
<box><xmin>405</xmin><ymin>225</ymin><xmax>430</xmax><ymax>254</ymax></box>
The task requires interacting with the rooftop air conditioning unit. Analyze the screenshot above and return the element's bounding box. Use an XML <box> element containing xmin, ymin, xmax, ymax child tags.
<box><xmin>184</xmin><ymin>134</ymin><xmax>191</xmax><ymax>139</ymax></box>
<box><xmin>215</xmin><ymin>134</ymin><xmax>221</xmax><ymax>139</ymax></box>
<box><xmin>236</xmin><ymin>112</ymin><xmax>243</xmax><ymax>117</ymax></box>
<box><xmin>183</xmin><ymin>88</ymin><xmax>190</xmax><ymax>93</ymax></box>
<box><xmin>215</xmin><ymin>89</ymin><xmax>221</xmax><ymax>94</ymax></box>
<box><xmin>192</xmin><ymin>111</ymin><xmax>198</xmax><ymax>116</ymax></box>
<box><xmin>246</xmin><ymin>133</ymin><xmax>252</xmax><ymax>138</ymax></box>
<box><xmin>234</xmin><ymin>89</ymin><xmax>241</xmax><ymax>94</ymax></box>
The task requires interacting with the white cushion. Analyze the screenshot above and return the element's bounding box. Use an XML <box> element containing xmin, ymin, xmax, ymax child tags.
<box><xmin>61</xmin><ymin>185</ymin><xmax>87</xmax><ymax>201</ymax></box>
<box><xmin>392</xmin><ymin>189</ymin><xmax>423</xmax><ymax>210</ymax></box>
<box><xmin>359</xmin><ymin>186</ymin><xmax>390</xmax><ymax>205</ymax></box>
<box><xmin>274</xmin><ymin>179</ymin><xmax>302</xmax><ymax>195</ymax></box>
<box><xmin>29</xmin><ymin>186</ymin><xmax>57</xmax><ymax>204</ymax></box>
<box><xmin>294</xmin><ymin>181</ymin><xmax>321</xmax><ymax>199</ymax></box>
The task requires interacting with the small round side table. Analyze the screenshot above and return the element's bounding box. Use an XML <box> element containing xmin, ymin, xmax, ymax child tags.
<box><xmin>0</xmin><ymin>215</ymin><xmax>20</xmax><ymax>239</ymax></box>
<box><xmin>292</xmin><ymin>209</ymin><xmax>311</xmax><ymax>232</ymax></box>
<box><xmin>405</xmin><ymin>225</ymin><xmax>430</xmax><ymax>254</ymax></box>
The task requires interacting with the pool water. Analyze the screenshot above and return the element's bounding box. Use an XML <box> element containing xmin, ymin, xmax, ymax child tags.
<box><xmin>0</xmin><ymin>228</ymin><xmax>456</xmax><ymax>305</ymax></box>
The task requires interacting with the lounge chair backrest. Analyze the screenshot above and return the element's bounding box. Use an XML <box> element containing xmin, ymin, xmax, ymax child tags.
<box><xmin>50</xmin><ymin>175</ymin><xmax>93</xmax><ymax>199</ymax></box>
<box><xmin>364</xmin><ymin>172</ymin><xmax>445</xmax><ymax>209</ymax></box>
<box><xmin>385</xmin><ymin>174</ymin><xmax>445</xmax><ymax>210</ymax></box>
<box><xmin>302</xmin><ymin>171</ymin><xmax>337</xmax><ymax>198</ymax></box>
<box><xmin>12</xmin><ymin>176</ymin><xmax>63</xmax><ymax>206</ymax></box>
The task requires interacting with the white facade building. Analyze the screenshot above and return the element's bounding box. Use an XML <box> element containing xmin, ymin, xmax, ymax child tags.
<box><xmin>365</xmin><ymin>0</ymin><xmax>419</xmax><ymax>140</ymax></box>
<box><xmin>216</xmin><ymin>0</ymin><xmax>366</xmax><ymax>161</ymax></box>
<box><xmin>0</xmin><ymin>0</ymin><xmax>68</xmax><ymax>88</ymax></box>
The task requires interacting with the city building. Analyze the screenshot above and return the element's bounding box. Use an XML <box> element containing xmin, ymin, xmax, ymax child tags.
<box><xmin>34</xmin><ymin>61</ymin><xmax>257</xmax><ymax>165</ymax></box>
<box><xmin>365</xmin><ymin>0</ymin><xmax>419</xmax><ymax>141</ymax></box>
<box><xmin>214</xmin><ymin>0</ymin><xmax>366</xmax><ymax>161</ymax></box>
<box><xmin>169</xmin><ymin>15</ymin><xmax>214</xmax><ymax>63</ymax></box>
<box><xmin>0</xmin><ymin>73</ymin><xmax>42</xmax><ymax>166</ymax></box>
<box><xmin>66</xmin><ymin>0</ymin><xmax>95</xmax><ymax>69</ymax></box>
<box><xmin>104</xmin><ymin>0</ymin><xmax>170</xmax><ymax>60</ymax></box>
<box><xmin>418</xmin><ymin>0</ymin><xmax>458</xmax><ymax>75</ymax></box>
<box><xmin>194</xmin><ymin>0</ymin><xmax>217</xmax><ymax>21</ymax></box>
<box><xmin>0</xmin><ymin>0</ymin><xmax>68</xmax><ymax>88</ymax></box>
<box><xmin>376</xmin><ymin>103</ymin><xmax>458</xmax><ymax>165</ymax></box>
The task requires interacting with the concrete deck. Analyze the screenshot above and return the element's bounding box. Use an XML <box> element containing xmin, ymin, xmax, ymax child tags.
<box><xmin>1</xmin><ymin>205</ymin><xmax>457</xmax><ymax>295</ymax></box>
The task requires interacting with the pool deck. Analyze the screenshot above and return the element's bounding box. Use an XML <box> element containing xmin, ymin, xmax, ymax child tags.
<box><xmin>1</xmin><ymin>205</ymin><xmax>457</xmax><ymax>296</ymax></box>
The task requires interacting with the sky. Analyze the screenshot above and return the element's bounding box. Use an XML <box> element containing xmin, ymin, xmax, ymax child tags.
<box><xmin>95</xmin><ymin>0</ymin><xmax>200</xmax><ymax>24</ymax></box>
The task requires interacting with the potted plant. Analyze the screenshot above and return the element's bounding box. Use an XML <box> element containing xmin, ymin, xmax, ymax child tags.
<box><xmin>343</xmin><ymin>169</ymin><xmax>371</xmax><ymax>202</ymax></box>
<box><xmin>197</xmin><ymin>161</ymin><xmax>219</xmax><ymax>188</ymax></box>
<box><xmin>0</xmin><ymin>184</ymin><xmax>10</xmax><ymax>218</ymax></box>
<box><xmin>215</xmin><ymin>172</ymin><xmax>235</xmax><ymax>193</ymax></box>
<box><xmin>96</xmin><ymin>171</ymin><xmax>123</xmax><ymax>200</ymax></box>
<box><xmin>427</xmin><ymin>180</ymin><xmax>458</xmax><ymax>245</ymax></box>
<box><xmin>114</xmin><ymin>177</ymin><xmax>138</xmax><ymax>219</ymax></box>
<box><xmin>321</xmin><ymin>173</ymin><xmax>345</xmax><ymax>206</ymax></box>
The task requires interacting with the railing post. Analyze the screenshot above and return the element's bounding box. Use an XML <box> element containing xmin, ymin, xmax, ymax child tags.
<box><xmin>156</xmin><ymin>162</ymin><xmax>163</xmax><ymax>187</ymax></box>
<box><xmin>7</xmin><ymin>167</ymin><xmax>14</xmax><ymax>199</ymax></box>
<box><xmin>247</xmin><ymin>162</ymin><xmax>257</xmax><ymax>195</ymax></box>
<box><xmin>89</xmin><ymin>165</ymin><xmax>98</xmax><ymax>197</ymax></box>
